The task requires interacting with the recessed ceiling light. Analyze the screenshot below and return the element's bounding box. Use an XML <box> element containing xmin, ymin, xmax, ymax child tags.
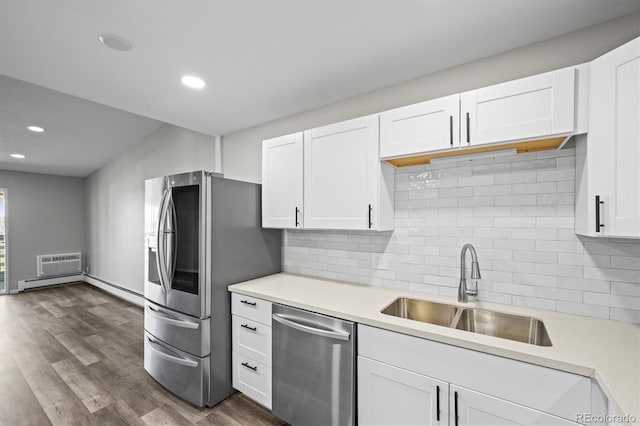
<box><xmin>10</xmin><ymin>153</ymin><xmax>25</xmax><ymax>159</ymax></box>
<box><xmin>27</xmin><ymin>125</ymin><xmax>45</xmax><ymax>133</ymax></box>
<box><xmin>181</xmin><ymin>75</ymin><xmax>206</xmax><ymax>89</ymax></box>
<box><xmin>98</xmin><ymin>33</ymin><xmax>132</xmax><ymax>52</ymax></box>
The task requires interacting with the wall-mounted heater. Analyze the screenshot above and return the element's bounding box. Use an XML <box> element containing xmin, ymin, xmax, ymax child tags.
<box><xmin>37</xmin><ymin>252</ymin><xmax>82</xmax><ymax>277</ymax></box>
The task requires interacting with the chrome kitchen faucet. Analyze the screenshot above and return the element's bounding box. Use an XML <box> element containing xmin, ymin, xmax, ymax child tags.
<box><xmin>458</xmin><ymin>243</ymin><xmax>481</xmax><ymax>303</ymax></box>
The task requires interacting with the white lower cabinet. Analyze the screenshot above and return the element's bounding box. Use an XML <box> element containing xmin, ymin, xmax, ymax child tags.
<box><xmin>452</xmin><ymin>385</ymin><xmax>580</xmax><ymax>426</ymax></box>
<box><xmin>358</xmin><ymin>325</ymin><xmax>592</xmax><ymax>426</ymax></box>
<box><xmin>231</xmin><ymin>295</ymin><xmax>272</xmax><ymax>409</ymax></box>
<box><xmin>359</xmin><ymin>356</ymin><xmax>448</xmax><ymax>425</ymax></box>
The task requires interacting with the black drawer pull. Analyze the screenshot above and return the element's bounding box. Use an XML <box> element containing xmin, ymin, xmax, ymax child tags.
<box><xmin>449</xmin><ymin>116</ymin><xmax>453</xmax><ymax>146</ymax></box>
<box><xmin>454</xmin><ymin>391</ymin><xmax>459</xmax><ymax>426</ymax></box>
<box><xmin>241</xmin><ymin>362</ymin><xmax>257</xmax><ymax>371</ymax></box>
<box><xmin>466</xmin><ymin>113</ymin><xmax>470</xmax><ymax>144</ymax></box>
<box><xmin>595</xmin><ymin>195</ymin><xmax>605</xmax><ymax>233</ymax></box>
<box><xmin>436</xmin><ymin>385</ymin><xmax>440</xmax><ymax>421</ymax></box>
<box><xmin>241</xmin><ymin>324</ymin><xmax>257</xmax><ymax>332</ymax></box>
<box><xmin>240</xmin><ymin>300</ymin><xmax>257</xmax><ymax>306</ymax></box>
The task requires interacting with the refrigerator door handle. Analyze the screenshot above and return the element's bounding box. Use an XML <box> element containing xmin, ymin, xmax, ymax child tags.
<box><xmin>272</xmin><ymin>313</ymin><xmax>350</xmax><ymax>341</ymax></box>
<box><xmin>146</xmin><ymin>336</ymin><xmax>199</xmax><ymax>367</ymax></box>
<box><xmin>156</xmin><ymin>188</ymin><xmax>170</xmax><ymax>293</ymax></box>
<box><xmin>168</xmin><ymin>193</ymin><xmax>178</xmax><ymax>284</ymax></box>
<box><xmin>145</xmin><ymin>305</ymin><xmax>199</xmax><ymax>329</ymax></box>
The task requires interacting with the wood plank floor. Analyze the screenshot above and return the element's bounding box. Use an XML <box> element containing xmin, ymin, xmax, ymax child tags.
<box><xmin>0</xmin><ymin>283</ymin><xmax>287</xmax><ymax>426</ymax></box>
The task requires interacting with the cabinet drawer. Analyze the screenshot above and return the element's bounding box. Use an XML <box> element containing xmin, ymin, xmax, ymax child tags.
<box><xmin>231</xmin><ymin>293</ymin><xmax>272</xmax><ymax>325</ymax></box>
<box><xmin>232</xmin><ymin>351</ymin><xmax>272</xmax><ymax>409</ymax></box>
<box><xmin>232</xmin><ymin>315</ymin><xmax>272</xmax><ymax>367</ymax></box>
<box><xmin>144</xmin><ymin>301</ymin><xmax>210</xmax><ymax>357</ymax></box>
<box><xmin>144</xmin><ymin>331</ymin><xmax>209</xmax><ymax>407</ymax></box>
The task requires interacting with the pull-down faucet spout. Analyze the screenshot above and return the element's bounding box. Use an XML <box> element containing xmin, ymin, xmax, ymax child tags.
<box><xmin>458</xmin><ymin>243</ymin><xmax>481</xmax><ymax>303</ymax></box>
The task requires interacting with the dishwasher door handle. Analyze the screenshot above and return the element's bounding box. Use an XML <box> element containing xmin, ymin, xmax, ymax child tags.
<box><xmin>272</xmin><ymin>313</ymin><xmax>350</xmax><ymax>341</ymax></box>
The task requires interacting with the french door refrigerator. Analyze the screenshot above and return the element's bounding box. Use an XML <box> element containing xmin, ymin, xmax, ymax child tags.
<box><xmin>144</xmin><ymin>171</ymin><xmax>281</xmax><ymax>407</ymax></box>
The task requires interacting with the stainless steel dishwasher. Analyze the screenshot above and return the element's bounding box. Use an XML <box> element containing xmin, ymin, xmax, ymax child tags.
<box><xmin>272</xmin><ymin>304</ymin><xmax>355</xmax><ymax>426</ymax></box>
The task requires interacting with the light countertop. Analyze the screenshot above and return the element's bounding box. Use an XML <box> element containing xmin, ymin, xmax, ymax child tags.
<box><xmin>229</xmin><ymin>272</ymin><xmax>640</xmax><ymax>423</ymax></box>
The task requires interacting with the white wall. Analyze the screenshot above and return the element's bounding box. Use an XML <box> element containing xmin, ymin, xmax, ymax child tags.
<box><xmin>283</xmin><ymin>148</ymin><xmax>640</xmax><ymax>324</ymax></box>
<box><xmin>85</xmin><ymin>123</ymin><xmax>215</xmax><ymax>294</ymax></box>
<box><xmin>0</xmin><ymin>170</ymin><xmax>85</xmax><ymax>291</ymax></box>
<box><xmin>221</xmin><ymin>12</ymin><xmax>640</xmax><ymax>184</ymax></box>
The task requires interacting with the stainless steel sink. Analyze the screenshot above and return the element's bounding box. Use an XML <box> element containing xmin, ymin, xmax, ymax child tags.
<box><xmin>453</xmin><ymin>308</ymin><xmax>552</xmax><ymax>346</ymax></box>
<box><xmin>381</xmin><ymin>297</ymin><xmax>552</xmax><ymax>346</ymax></box>
<box><xmin>381</xmin><ymin>298</ymin><xmax>458</xmax><ymax>328</ymax></box>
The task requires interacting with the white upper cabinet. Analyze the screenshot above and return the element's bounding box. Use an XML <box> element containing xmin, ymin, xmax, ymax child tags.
<box><xmin>460</xmin><ymin>68</ymin><xmax>576</xmax><ymax>146</ymax></box>
<box><xmin>304</xmin><ymin>115</ymin><xmax>394</xmax><ymax>231</ymax></box>
<box><xmin>380</xmin><ymin>94</ymin><xmax>460</xmax><ymax>158</ymax></box>
<box><xmin>576</xmin><ymin>36</ymin><xmax>640</xmax><ymax>238</ymax></box>
<box><xmin>261</xmin><ymin>133</ymin><xmax>304</xmax><ymax>229</ymax></box>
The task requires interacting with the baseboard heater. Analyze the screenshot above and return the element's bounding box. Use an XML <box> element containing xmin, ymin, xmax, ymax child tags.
<box><xmin>83</xmin><ymin>274</ymin><xmax>144</xmax><ymax>307</ymax></box>
<box><xmin>18</xmin><ymin>274</ymin><xmax>84</xmax><ymax>291</ymax></box>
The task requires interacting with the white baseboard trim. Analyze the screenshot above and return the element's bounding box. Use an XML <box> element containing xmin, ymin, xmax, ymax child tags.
<box><xmin>83</xmin><ymin>275</ymin><xmax>144</xmax><ymax>307</ymax></box>
<box><xmin>18</xmin><ymin>274</ymin><xmax>84</xmax><ymax>291</ymax></box>
<box><xmin>9</xmin><ymin>289</ymin><xmax>20</xmax><ymax>294</ymax></box>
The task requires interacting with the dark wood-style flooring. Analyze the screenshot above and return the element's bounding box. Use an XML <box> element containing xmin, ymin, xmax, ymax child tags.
<box><xmin>0</xmin><ymin>283</ymin><xmax>286</xmax><ymax>426</ymax></box>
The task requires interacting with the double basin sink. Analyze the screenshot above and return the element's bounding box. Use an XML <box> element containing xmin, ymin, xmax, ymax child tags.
<box><xmin>382</xmin><ymin>298</ymin><xmax>552</xmax><ymax>346</ymax></box>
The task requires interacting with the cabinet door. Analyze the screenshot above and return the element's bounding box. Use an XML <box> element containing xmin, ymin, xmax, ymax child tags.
<box><xmin>359</xmin><ymin>356</ymin><xmax>448</xmax><ymax>426</ymax></box>
<box><xmin>461</xmin><ymin>68</ymin><xmax>575</xmax><ymax>146</ymax></box>
<box><xmin>451</xmin><ymin>385</ymin><xmax>580</xmax><ymax>426</ymax></box>
<box><xmin>380</xmin><ymin>94</ymin><xmax>460</xmax><ymax>158</ymax></box>
<box><xmin>261</xmin><ymin>132</ymin><xmax>303</xmax><ymax>228</ymax></box>
<box><xmin>304</xmin><ymin>115</ymin><xmax>378</xmax><ymax>229</ymax></box>
<box><xmin>590</xmin><ymin>37</ymin><xmax>640</xmax><ymax>237</ymax></box>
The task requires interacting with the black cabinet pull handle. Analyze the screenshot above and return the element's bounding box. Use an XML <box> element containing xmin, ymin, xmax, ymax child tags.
<box><xmin>466</xmin><ymin>113</ymin><xmax>470</xmax><ymax>144</ymax></box>
<box><xmin>240</xmin><ymin>300</ymin><xmax>257</xmax><ymax>306</ymax></box>
<box><xmin>595</xmin><ymin>195</ymin><xmax>605</xmax><ymax>233</ymax></box>
<box><xmin>454</xmin><ymin>390</ymin><xmax>459</xmax><ymax>426</ymax></box>
<box><xmin>241</xmin><ymin>362</ymin><xmax>257</xmax><ymax>371</ymax></box>
<box><xmin>436</xmin><ymin>385</ymin><xmax>440</xmax><ymax>421</ymax></box>
<box><xmin>449</xmin><ymin>116</ymin><xmax>454</xmax><ymax>146</ymax></box>
<box><xmin>295</xmin><ymin>207</ymin><xmax>300</xmax><ymax>227</ymax></box>
<box><xmin>368</xmin><ymin>204</ymin><xmax>373</xmax><ymax>229</ymax></box>
<box><xmin>241</xmin><ymin>324</ymin><xmax>257</xmax><ymax>332</ymax></box>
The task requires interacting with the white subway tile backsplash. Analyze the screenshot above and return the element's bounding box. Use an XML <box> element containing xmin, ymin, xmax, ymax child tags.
<box><xmin>558</xmin><ymin>253</ymin><xmax>611</xmax><ymax>268</ymax></box>
<box><xmin>583</xmin><ymin>292</ymin><xmax>640</xmax><ymax>310</ymax></box>
<box><xmin>557</xmin><ymin>301</ymin><xmax>610</xmax><ymax>319</ymax></box>
<box><xmin>512</xmin><ymin>295</ymin><xmax>558</xmax><ymax>311</ymax></box>
<box><xmin>513</xmin><ymin>182</ymin><xmax>557</xmax><ymax>194</ymax></box>
<box><xmin>558</xmin><ymin>277</ymin><xmax>610</xmax><ymax>293</ymax></box>
<box><xmin>535</xmin><ymin>240</ymin><xmax>584</xmax><ymax>253</ymax></box>
<box><xmin>534</xmin><ymin>263</ymin><xmax>583</xmax><ymax>278</ymax></box>
<box><xmin>611</xmin><ymin>281</ymin><xmax>640</xmax><ymax>297</ymax></box>
<box><xmin>609</xmin><ymin>308</ymin><xmax>640</xmax><ymax>324</ymax></box>
<box><xmin>534</xmin><ymin>287</ymin><xmax>582</xmax><ymax>302</ymax></box>
<box><xmin>494</xmin><ymin>217</ymin><xmax>536</xmax><ymax>228</ymax></box>
<box><xmin>537</xmin><ymin>193</ymin><xmax>574</xmax><ymax>205</ymax></box>
<box><xmin>495</xmin><ymin>194</ymin><xmax>537</xmax><ymax>206</ymax></box>
<box><xmin>283</xmin><ymin>149</ymin><xmax>640</xmax><ymax>323</ymax></box>
<box><xmin>537</xmin><ymin>169</ymin><xmax>574</xmax><ymax>182</ymax></box>
<box><xmin>610</xmin><ymin>256</ymin><xmax>640</xmax><ymax>270</ymax></box>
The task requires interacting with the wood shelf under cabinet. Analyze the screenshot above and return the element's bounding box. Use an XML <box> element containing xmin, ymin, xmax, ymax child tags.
<box><xmin>385</xmin><ymin>136</ymin><xmax>569</xmax><ymax>167</ymax></box>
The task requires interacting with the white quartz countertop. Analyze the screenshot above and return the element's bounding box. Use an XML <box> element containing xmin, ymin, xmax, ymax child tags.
<box><xmin>229</xmin><ymin>272</ymin><xmax>640</xmax><ymax>423</ymax></box>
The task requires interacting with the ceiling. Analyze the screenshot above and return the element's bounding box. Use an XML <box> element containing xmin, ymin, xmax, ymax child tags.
<box><xmin>0</xmin><ymin>75</ymin><xmax>161</xmax><ymax>176</ymax></box>
<box><xmin>0</xmin><ymin>0</ymin><xmax>639</xmax><ymax>177</ymax></box>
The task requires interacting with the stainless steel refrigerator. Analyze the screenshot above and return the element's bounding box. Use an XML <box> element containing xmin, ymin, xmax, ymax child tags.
<box><xmin>143</xmin><ymin>171</ymin><xmax>281</xmax><ymax>407</ymax></box>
